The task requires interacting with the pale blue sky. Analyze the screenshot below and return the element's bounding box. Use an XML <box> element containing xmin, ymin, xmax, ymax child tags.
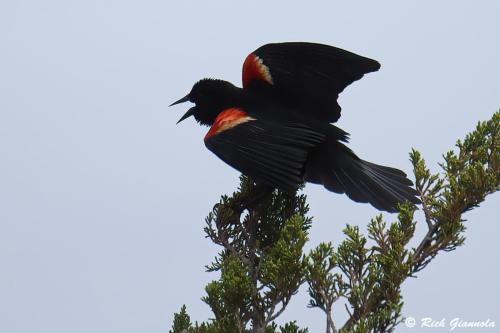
<box><xmin>0</xmin><ymin>1</ymin><xmax>499</xmax><ymax>332</ymax></box>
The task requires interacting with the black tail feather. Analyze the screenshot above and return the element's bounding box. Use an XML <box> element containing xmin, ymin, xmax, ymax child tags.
<box><xmin>305</xmin><ymin>141</ymin><xmax>420</xmax><ymax>212</ymax></box>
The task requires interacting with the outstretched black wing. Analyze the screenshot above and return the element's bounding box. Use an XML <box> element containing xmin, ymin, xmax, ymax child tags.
<box><xmin>204</xmin><ymin>108</ymin><xmax>325</xmax><ymax>193</ymax></box>
<box><xmin>242</xmin><ymin>42</ymin><xmax>380</xmax><ymax>123</ymax></box>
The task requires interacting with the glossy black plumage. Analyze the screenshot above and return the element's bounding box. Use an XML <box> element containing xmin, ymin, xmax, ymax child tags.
<box><xmin>172</xmin><ymin>42</ymin><xmax>420</xmax><ymax>212</ymax></box>
<box><xmin>205</xmin><ymin>118</ymin><xmax>325</xmax><ymax>193</ymax></box>
<box><xmin>246</xmin><ymin>42</ymin><xmax>381</xmax><ymax>123</ymax></box>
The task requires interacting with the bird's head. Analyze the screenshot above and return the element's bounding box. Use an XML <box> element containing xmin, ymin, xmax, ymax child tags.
<box><xmin>171</xmin><ymin>78</ymin><xmax>242</xmax><ymax>126</ymax></box>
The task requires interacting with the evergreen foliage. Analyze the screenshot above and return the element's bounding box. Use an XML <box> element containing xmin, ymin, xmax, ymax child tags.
<box><xmin>169</xmin><ymin>111</ymin><xmax>499</xmax><ymax>333</ymax></box>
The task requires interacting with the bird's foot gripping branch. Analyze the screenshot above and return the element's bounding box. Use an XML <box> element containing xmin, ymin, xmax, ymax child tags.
<box><xmin>169</xmin><ymin>111</ymin><xmax>499</xmax><ymax>333</ymax></box>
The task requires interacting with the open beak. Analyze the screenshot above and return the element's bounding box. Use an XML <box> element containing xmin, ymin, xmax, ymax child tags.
<box><xmin>170</xmin><ymin>94</ymin><xmax>194</xmax><ymax>124</ymax></box>
<box><xmin>169</xmin><ymin>94</ymin><xmax>190</xmax><ymax>107</ymax></box>
<box><xmin>176</xmin><ymin>106</ymin><xmax>196</xmax><ymax>124</ymax></box>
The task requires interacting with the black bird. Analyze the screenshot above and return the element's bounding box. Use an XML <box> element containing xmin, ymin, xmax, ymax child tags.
<box><xmin>171</xmin><ymin>42</ymin><xmax>419</xmax><ymax>212</ymax></box>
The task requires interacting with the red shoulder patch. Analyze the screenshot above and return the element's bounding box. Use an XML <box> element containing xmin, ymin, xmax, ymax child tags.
<box><xmin>242</xmin><ymin>53</ymin><xmax>274</xmax><ymax>88</ymax></box>
<box><xmin>204</xmin><ymin>108</ymin><xmax>255</xmax><ymax>140</ymax></box>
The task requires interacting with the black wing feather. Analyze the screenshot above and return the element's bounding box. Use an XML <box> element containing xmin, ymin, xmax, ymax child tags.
<box><xmin>244</xmin><ymin>42</ymin><xmax>380</xmax><ymax>123</ymax></box>
<box><xmin>205</xmin><ymin>119</ymin><xmax>325</xmax><ymax>193</ymax></box>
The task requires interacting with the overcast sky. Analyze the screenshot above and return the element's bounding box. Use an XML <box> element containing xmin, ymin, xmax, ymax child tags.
<box><xmin>1</xmin><ymin>1</ymin><xmax>499</xmax><ymax>332</ymax></box>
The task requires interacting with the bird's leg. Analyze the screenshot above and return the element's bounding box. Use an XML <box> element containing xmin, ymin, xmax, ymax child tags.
<box><xmin>227</xmin><ymin>182</ymin><xmax>274</xmax><ymax>217</ymax></box>
<box><xmin>243</xmin><ymin>183</ymin><xmax>274</xmax><ymax>210</ymax></box>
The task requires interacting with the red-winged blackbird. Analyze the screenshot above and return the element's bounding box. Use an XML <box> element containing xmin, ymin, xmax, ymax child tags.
<box><xmin>171</xmin><ymin>42</ymin><xmax>419</xmax><ymax>212</ymax></box>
